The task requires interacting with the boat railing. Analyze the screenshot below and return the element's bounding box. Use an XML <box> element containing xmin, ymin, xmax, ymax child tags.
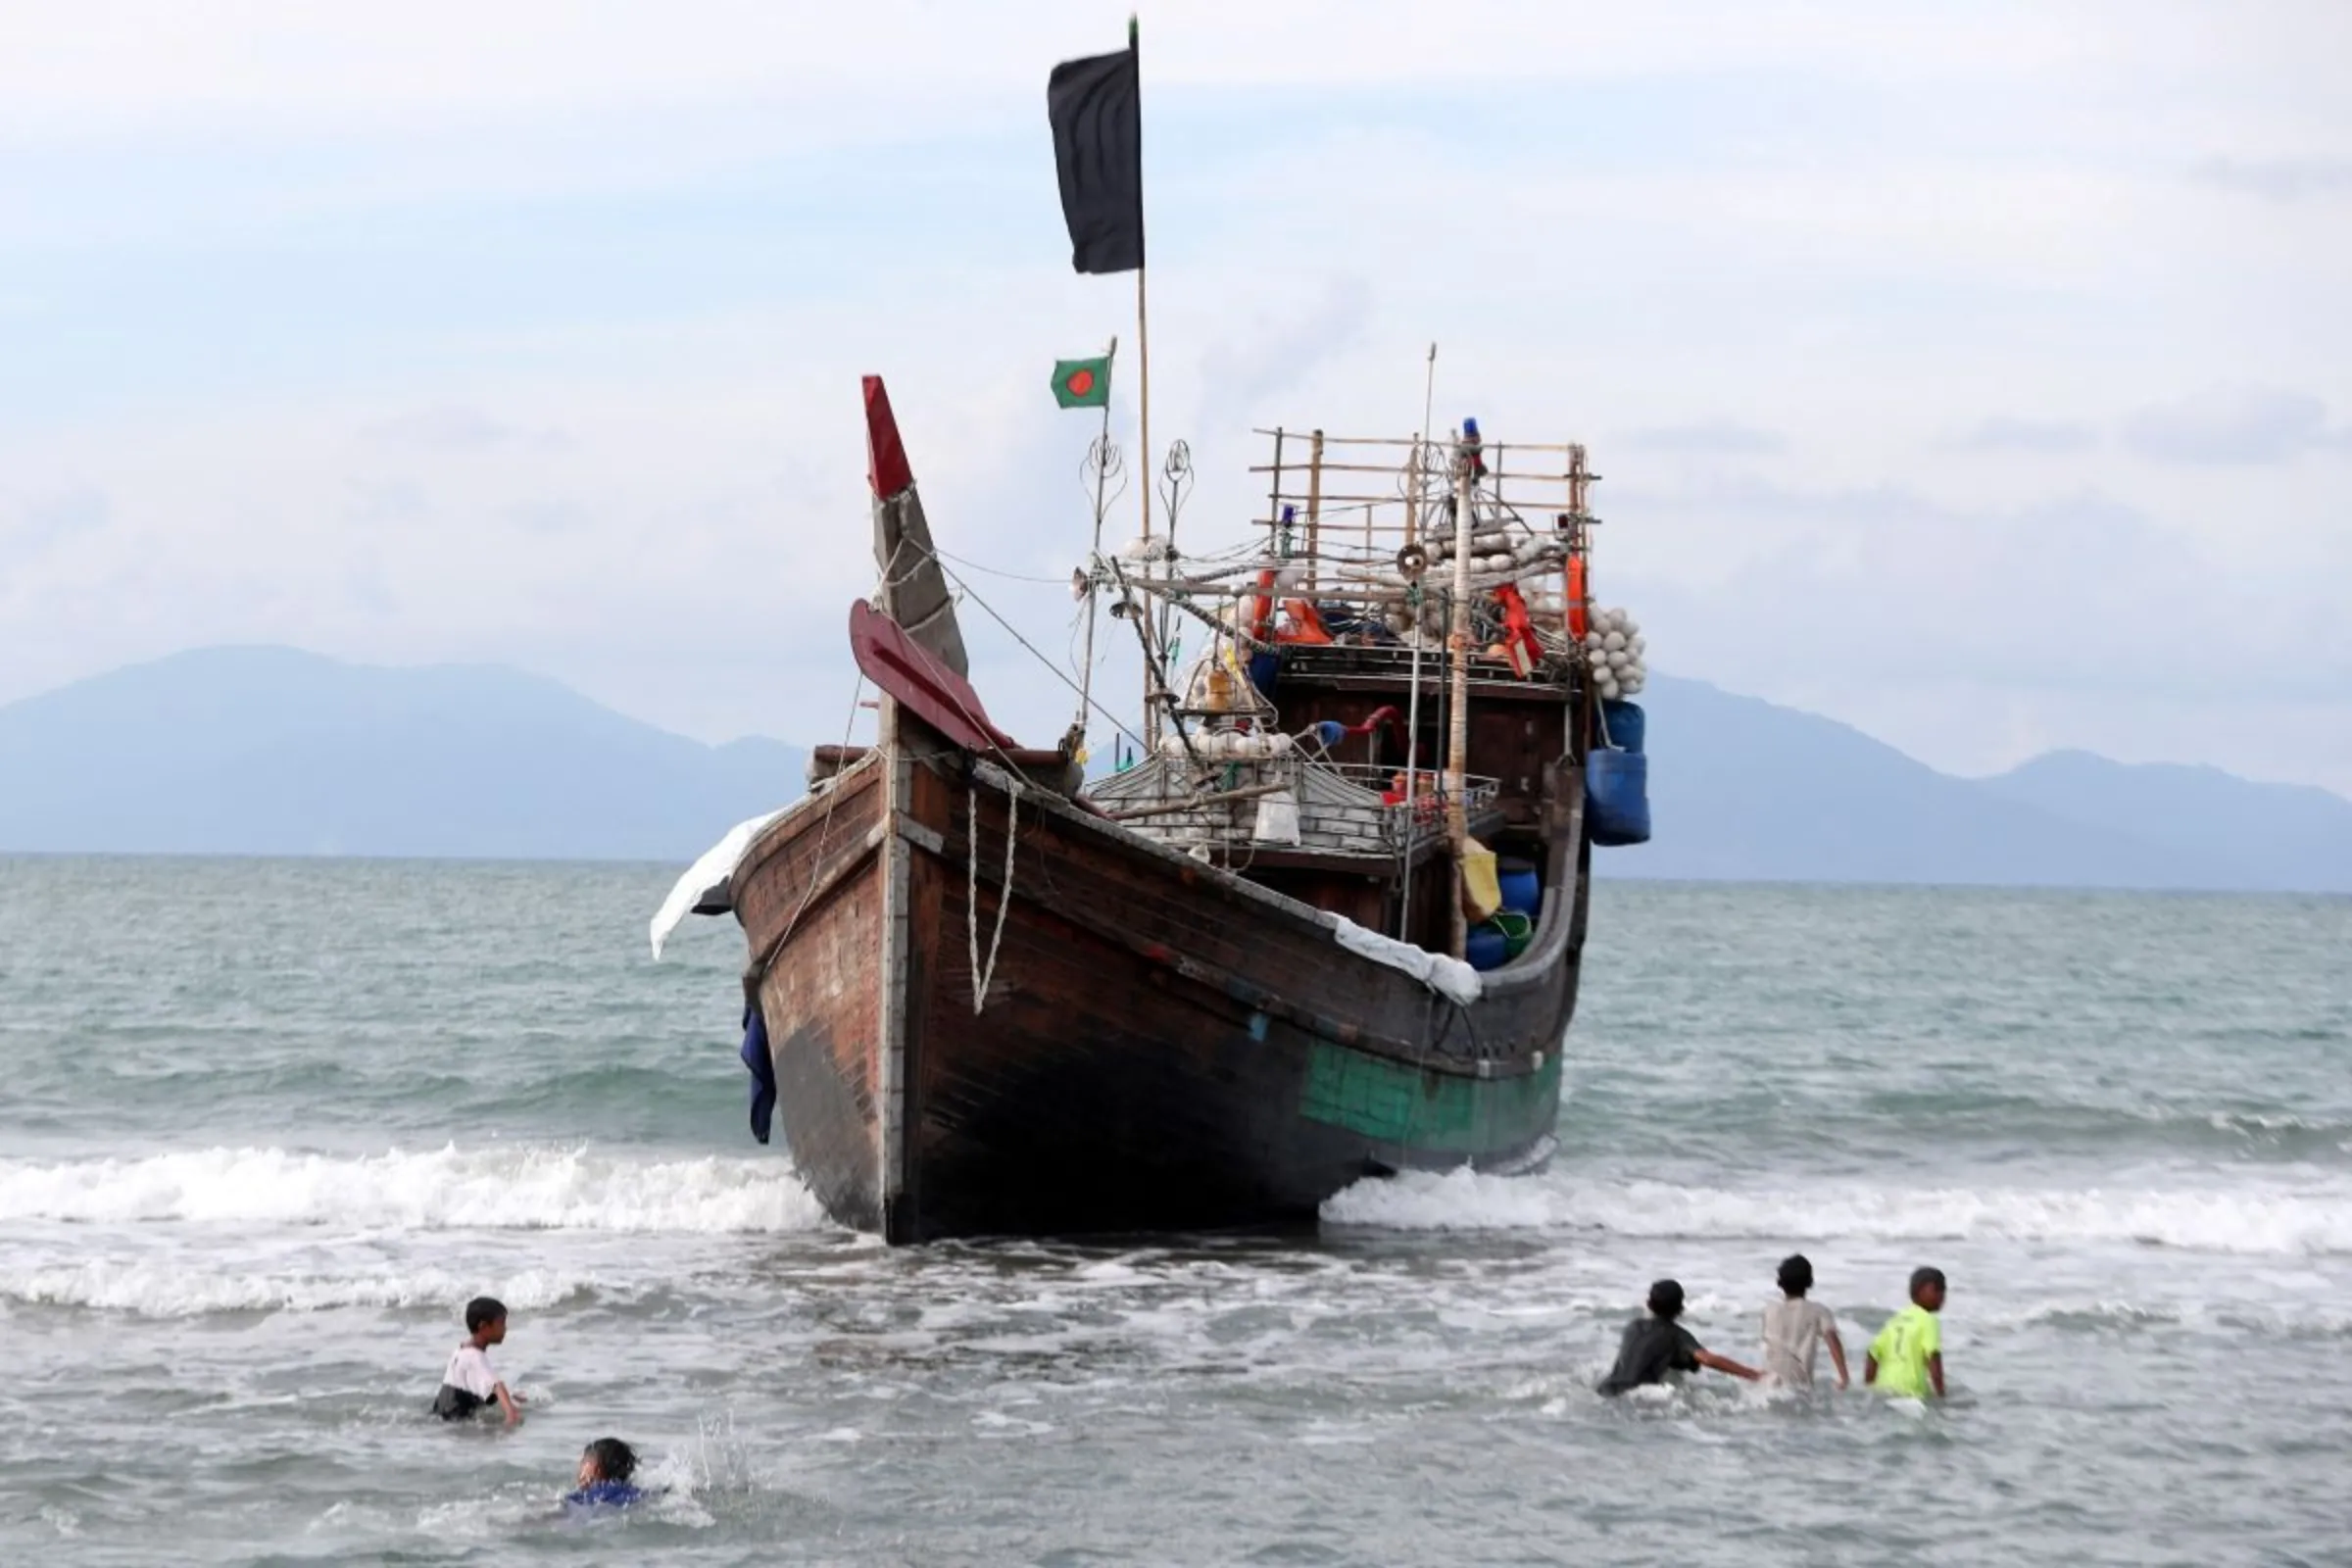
<box><xmin>1247</xmin><ymin>426</ymin><xmax>1598</xmax><ymax>632</ymax></box>
<box><xmin>1087</xmin><ymin>752</ymin><xmax>1499</xmax><ymax>860</ymax></box>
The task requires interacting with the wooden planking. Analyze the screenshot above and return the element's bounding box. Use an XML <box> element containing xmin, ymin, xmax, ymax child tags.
<box><xmin>897</xmin><ymin>781</ymin><xmax>1573</xmax><ymax>1238</ymax></box>
<box><xmin>731</xmin><ymin>703</ymin><xmax>1592</xmax><ymax>1242</ymax></box>
<box><xmin>734</xmin><ymin>758</ymin><xmax>890</xmax><ymax>1231</ymax></box>
<box><xmin>876</xmin><ymin>712</ymin><xmax>915</xmax><ymax>1242</ymax></box>
<box><xmin>755</xmin><ymin>853</ymin><xmax>885</xmax><ymax>1231</ymax></box>
<box><xmin>952</xmin><ymin>767</ymin><xmax>1574</xmax><ymax>1069</ymax></box>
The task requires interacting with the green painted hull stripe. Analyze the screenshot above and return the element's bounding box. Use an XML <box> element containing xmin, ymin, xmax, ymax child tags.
<box><xmin>1299</xmin><ymin>1044</ymin><xmax>1561</xmax><ymax>1152</ymax></box>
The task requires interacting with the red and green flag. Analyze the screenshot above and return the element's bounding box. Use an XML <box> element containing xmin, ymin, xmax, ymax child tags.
<box><xmin>1051</xmin><ymin>356</ymin><xmax>1111</xmax><ymax>410</ymax></box>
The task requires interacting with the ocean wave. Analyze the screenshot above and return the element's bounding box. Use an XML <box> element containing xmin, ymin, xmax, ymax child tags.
<box><xmin>1322</xmin><ymin>1168</ymin><xmax>2352</xmax><ymax>1254</ymax></box>
<box><xmin>0</xmin><ymin>1145</ymin><xmax>830</xmax><ymax>1234</ymax></box>
<box><xmin>0</xmin><ymin>1261</ymin><xmax>599</xmax><ymax>1317</ymax></box>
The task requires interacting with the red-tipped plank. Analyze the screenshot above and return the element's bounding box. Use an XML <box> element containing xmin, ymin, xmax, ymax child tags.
<box><xmin>862</xmin><ymin>375</ymin><xmax>913</xmax><ymax>500</ymax></box>
<box><xmin>849</xmin><ymin>600</ymin><xmax>1017</xmax><ymax>754</ymax></box>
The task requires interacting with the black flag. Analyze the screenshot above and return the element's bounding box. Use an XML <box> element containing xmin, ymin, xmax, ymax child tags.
<box><xmin>1047</xmin><ymin>42</ymin><xmax>1144</xmax><ymax>274</ymax></box>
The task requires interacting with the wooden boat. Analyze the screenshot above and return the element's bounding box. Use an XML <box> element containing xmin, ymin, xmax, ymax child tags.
<box><xmin>665</xmin><ymin>374</ymin><xmax>1622</xmax><ymax>1243</ymax></box>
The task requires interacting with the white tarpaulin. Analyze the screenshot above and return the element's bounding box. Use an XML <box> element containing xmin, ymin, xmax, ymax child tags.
<box><xmin>648</xmin><ymin>808</ymin><xmax>786</xmax><ymax>960</ymax></box>
<box><xmin>1329</xmin><ymin>914</ymin><xmax>1484</xmax><ymax>1006</ymax></box>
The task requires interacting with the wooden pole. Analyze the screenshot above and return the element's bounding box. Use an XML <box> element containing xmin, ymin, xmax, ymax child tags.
<box><xmin>1413</xmin><ymin>342</ymin><xmax>1438</xmax><ymax>552</ymax></box>
<box><xmin>1304</xmin><ymin>428</ymin><xmax>1325</xmax><ymax>589</ymax></box>
<box><xmin>1136</xmin><ymin>270</ymin><xmax>1156</xmax><ymax>751</ymax></box>
<box><xmin>1402</xmin><ymin>436</ymin><xmax>1420</xmax><ymax>548</ymax></box>
<box><xmin>1131</xmin><ymin>17</ymin><xmax>1154</xmax><ymax>749</ymax></box>
<box><xmin>1446</xmin><ymin>445</ymin><xmax>1475</xmax><ymax>960</ymax></box>
<box><xmin>1137</xmin><ymin>269</ymin><xmax>1152</xmax><ymax>542</ymax></box>
<box><xmin>1267</xmin><ymin>427</ymin><xmax>1285</xmax><ymax>550</ymax></box>
<box><xmin>1077</xmin><ymin>336</ymin><xmax>1119</xmax><ymax>748</ymax></box>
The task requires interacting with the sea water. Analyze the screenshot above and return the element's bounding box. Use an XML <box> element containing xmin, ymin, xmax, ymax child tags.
<box><xmin>1</xmin><ymin>858</ymin><xmax>2345</xmax><ymax>1566</ymax></box>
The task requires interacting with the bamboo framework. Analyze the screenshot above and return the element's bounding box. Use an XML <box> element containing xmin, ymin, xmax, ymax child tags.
<box><xmin>1248</xmin><ymin>427</ymin><xmax>1598</xmax><ymax>633</ymax></box>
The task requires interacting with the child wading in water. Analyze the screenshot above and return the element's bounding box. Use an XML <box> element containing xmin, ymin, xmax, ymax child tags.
<box><xmin>1761</xmin><ymin>1253</ymin><xmax>1848</xmax><ymax>1391</ymax></box>
<box><xmin>431</xmin><ymin>1296</ymin><xmax>522</xmax><ymax>1424</ymax></box>
<box><xmin>1866</xmin><ymin>1266</ymin><xmax>1948</xmax><ymax>1398</ymax></box>
<box><xmin>1597</xmin><ymin>1279</ymin><xmax>1764</xmax><ymax>1395</ymax></box>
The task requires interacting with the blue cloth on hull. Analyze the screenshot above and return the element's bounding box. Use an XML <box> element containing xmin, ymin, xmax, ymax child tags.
<box><xmin>1587</xmin><ymin>748</ymin><xmax>1651</xmax><ymax>846</ymax></box>
<box><xmin>740</xmin><ymin>1007</ymin><xmax>776</xmax><ymax>1145</ymax></box>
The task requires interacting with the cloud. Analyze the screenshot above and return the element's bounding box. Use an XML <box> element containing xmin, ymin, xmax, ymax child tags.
<box><xmin>2121</xmin><ymin>387</ymin><xmax>2352</xmax><ymax>466</ymax></box>
<box><xmin>2192</xmin><ymin>157</ymin><xmax>2352</xmax><ymax>203</ymax></box>
<box><xmin>3</xmin><ymin>4</ymin><xmax>2350</xmax><ymax>797</ymax></box>
<box><xmin>1953</xmin><ymin>416</ymin><xmax>2098</xmax><ymax>455</ymax></box>
<box><xmin>2</xmin><ymin>486</ymin><xmax>111</xmax><ymax>562</ymax></box>
<box><xmin>1195</xmin><ymin>276</ymin><xmax>1375</xmax><ymax>425</ymax></box>
<box><xmin>505</xmin><ymin>500</ymin><xmax>591</xmax><ymax>536</ymax></box>
<box><xmin>1610</xmin><ymin>474</ymin><xmax>2352</xmax><ymax>719</ymax></box>
<box><xmin>361</xmin><ymin>406</ymin><xmax>569</xmax><ymax>453</ymax></box>
<box><xmin>345</xmin><ymin>476</ymin><xmax>429</xmax><ymax>524</ymax></box>
<box><xmin>1621</xmin><ymin>419</ymin><xmax>1786</xmax><ymax>456</ymax></box>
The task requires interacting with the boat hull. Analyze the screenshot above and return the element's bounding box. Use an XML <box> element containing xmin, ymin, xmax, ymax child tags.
<box><xmin>732</xmin><ymin>722</ymin><xmax>1588</xmax><ymax>1243</ymax></box>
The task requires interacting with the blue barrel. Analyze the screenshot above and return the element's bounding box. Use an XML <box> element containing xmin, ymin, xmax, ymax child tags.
<box><xmin>1600</xmin><ymin>699</ymin><xmax>1644</xmax><ymax>755</ymax></box>
<box><xmin>1587</xmin><ymin>748</ymin><xmax>1651</xmax><ymax>846</ymax></box>
<box><xmin>1496</xmin><ymin>858</ymin><xmax>1541</xmax><ymax>914</ymax></box>
<box><xmin>1465</xmin><ymin>922</ymin><xmax>1511</xmax><ymax>971</ymax></box>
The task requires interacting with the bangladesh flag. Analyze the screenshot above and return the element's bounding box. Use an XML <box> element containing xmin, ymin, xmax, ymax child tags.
<box><xmin>1051</xmin><ymin>356</ymin><xmax>1112</xmax><ymax>410</ymax></box>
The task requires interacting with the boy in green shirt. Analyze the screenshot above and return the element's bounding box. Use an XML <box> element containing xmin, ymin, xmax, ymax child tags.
<box><xmin>1866</xmin><ymin>1266</ymin><xmax>1947</xmax><ymax>1398</ymax></box>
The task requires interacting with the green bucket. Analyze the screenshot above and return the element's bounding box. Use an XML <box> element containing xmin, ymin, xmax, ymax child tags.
<box><xmin>1491</xmin><ymin>909</ymin><xmax>1534</xmax><ymax>959</ymax></box>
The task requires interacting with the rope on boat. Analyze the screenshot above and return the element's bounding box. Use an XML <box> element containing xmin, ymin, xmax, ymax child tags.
<box><xmin>920</xmin><ymin>547</ymin><xmax>1149</xmax><ymax>756</ymax></box>
<box><xmin>967</xmin><ymin>774</ymin><xmax>1023</xmax><ymax>1013</ymax></box>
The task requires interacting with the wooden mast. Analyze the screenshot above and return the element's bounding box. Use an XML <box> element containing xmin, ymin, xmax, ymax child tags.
<box><xmin>863</xmin><ymin>377</ymin><xmax>925</xmax><ymax>1244</ymax></box>
<box><xmin>1445</xmin><ymin>440</ymin><xmax>1475</xmax><ymax>959</ymax></box>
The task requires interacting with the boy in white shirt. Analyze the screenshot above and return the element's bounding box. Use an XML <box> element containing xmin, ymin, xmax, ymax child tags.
<box><xmin>1761</xmin><ymin>1254</ymin><xmax>1848</xmax><ymax>1391</ymax></box>
<box><xmin>431</xmin><ymin>1296</ymin><xmax>522</xmax><ymax>1424</ymax></box>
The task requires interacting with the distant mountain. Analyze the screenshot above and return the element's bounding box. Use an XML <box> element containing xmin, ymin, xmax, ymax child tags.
<box><xmin>1979</xmin><ymin>750</ymin><xmax>2352</xmax><ymax>894</ymax></box>
<box><xmin>3</xmin><ymin>648</ymin><xmax>2345</xmax><ymax>891</ymax></box>
<box><xmin>1602</xmin><ymin>675</ymin><xmax>2349</xmax><ymax>893</ymax></box>
<box><xmin>0</xmin><ymin>647</ymin><xmax>804</xmax><ymax>860</ymax></box>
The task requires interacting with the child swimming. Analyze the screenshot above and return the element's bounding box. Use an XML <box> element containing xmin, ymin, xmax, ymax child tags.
<box><xmin>564</xmin><ymin>1438</ymin><xmax>647</xmax><ymax>1510</ymax></box>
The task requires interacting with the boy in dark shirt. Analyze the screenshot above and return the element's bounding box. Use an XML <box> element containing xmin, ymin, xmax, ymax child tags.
<box><xmin>1598</xmin><ymin>1279</ymin><xmax>1764</xmax><ymax>1395</ymax></box>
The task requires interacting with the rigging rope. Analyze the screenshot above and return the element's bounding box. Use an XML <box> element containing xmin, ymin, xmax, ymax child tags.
<box><xmin>967</xmin><ymin>774</ymin><xmax>1022</xmax><ymax>1013</ymax></box>
<box><xmin>923</xmin><ymin>550</ymin><xmax>1148</xmax><ymax>755</ymax></box>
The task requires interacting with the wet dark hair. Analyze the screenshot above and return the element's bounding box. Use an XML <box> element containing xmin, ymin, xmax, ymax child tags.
<box><xmin>583</xmin><ymin>1437</ymin><xmax>637</xmax><ymax>1484</ymax></box>
<box><xmin>1646</xmin><ymin>1279</ymin><xmax>1686</xmax><ymax>1319</ymax></box>
<box><xmin>1909</xmin><ymin>1266</ymin><xmax>1947</xmax><ymax>1300</ymax></box>
<box><xmin>464</xmin><ymin>1297</ymin><xmax>508</xmax><ymax>1333</ymax></box>
<box><xmin>1778</xmin><ymin>1254</ymin><xmax>1814</xmax><ymax>1296</ymax></box>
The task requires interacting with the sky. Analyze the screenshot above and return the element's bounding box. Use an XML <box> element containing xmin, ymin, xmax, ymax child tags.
<box><xmin>3</xmin><ymin>0</ymin><xmax>2348</xmax><ymax>792</ymax></box>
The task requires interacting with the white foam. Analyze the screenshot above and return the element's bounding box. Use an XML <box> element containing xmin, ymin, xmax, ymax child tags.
<box><xmin>1322</xmin><ymin>1167</ymin><xmax>2352</xmax><ymax>1255</ymax></box>
<box><xmin>0</xmin><ymin>1260</ymin><xmax>594</xmax><ymax>1317</ymax></box>
<box><xmin>0</xmin><ymin>1145</ymin><xmax>830</xmax><ymax>1234</ymax></box>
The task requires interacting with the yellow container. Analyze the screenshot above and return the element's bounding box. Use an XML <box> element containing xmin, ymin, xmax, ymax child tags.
<box><xmin>1458</xmin><ymin>838</ymin><xmax>1501</xmax><ymax>923</ymax></box>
